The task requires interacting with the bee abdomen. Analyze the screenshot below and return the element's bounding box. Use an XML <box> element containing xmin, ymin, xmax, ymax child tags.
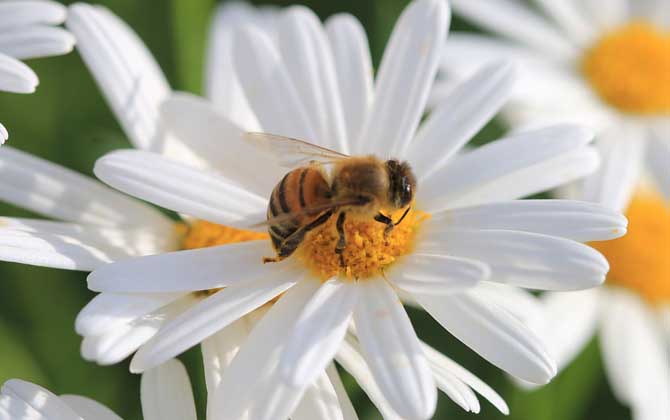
<box><xmin>267</xmin><ymin>167</ymin><xmax>330</xmax><ymax>251</ymax></box>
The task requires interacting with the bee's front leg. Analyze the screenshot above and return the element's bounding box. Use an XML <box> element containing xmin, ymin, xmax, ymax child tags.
<box><xmin>335</xmin><ymin>212</ymin><xmax>347</xmax><ymax>267</ymax></box>
<box><xmin>374</xmin><ymin>213</ymin><xmax>394</xmax><ymax>237</ymax></box>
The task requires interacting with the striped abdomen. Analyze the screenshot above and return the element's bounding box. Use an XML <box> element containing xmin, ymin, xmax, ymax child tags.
<box><xmin>267</xmin><ymin>166</ymin><xmax>332</xmax><ymax>256</ymax></box>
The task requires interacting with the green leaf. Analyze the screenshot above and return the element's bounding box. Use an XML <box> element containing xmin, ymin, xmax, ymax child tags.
<box><xmin>170</xmin><ymin>0</ymin><xmax>216</xmax><ymax>93</ymax></box>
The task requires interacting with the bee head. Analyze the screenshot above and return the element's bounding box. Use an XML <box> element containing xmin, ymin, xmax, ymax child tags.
<box><xmin>385</xmin><ymin>159</ymin><xmax>416</xmax><ymax>209</ymax></box>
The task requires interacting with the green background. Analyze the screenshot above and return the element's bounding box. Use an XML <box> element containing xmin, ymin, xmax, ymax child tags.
<box><xmin>0</xmin><ymin>0</ymin><xmax>629</xmax><ymax>419</ymax></box>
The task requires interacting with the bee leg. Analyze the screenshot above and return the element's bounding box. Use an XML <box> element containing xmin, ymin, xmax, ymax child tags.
<box><xmin>374</xmin><ymin>213</ymin><xmax>394</xmax><ymax>237</ymax></box>
<box><xmin>335</xmin><ymin>212</ymin><xmax>347</xmax><ymax>267</ymax></box>
<box><xmin>264</xmin><ymin>210</ymin><xmax>334</xmax><ymax>263</ymax></box>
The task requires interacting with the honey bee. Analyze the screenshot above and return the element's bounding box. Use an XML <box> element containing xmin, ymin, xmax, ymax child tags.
<box><xmin>245</xmin><ymin>132</ymin><xmax>416</xmax><ymax>266</ymax></box>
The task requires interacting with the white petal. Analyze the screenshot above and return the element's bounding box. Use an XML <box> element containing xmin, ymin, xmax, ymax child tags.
<box><xmin>0</xmin><ymin>52</ymin><xmax>37</xmax><ymax>93</ymax></box>
<box><xmin>530</xmin><ymin>0</ymin><xmax>595</xmax><ymax>46</ymax></box>
<box><xmin>159</xmin><ymin>93</ymin><xmax>283</xmax><ymax>196</ymax></box>
<box><xmin>430</xmin><ymin>199</ymin><xmax>628</xmax><ymax>242</ymax></box>
<box><xmin>578</xmin><ymin>0</ymin><xmax>630</xmax><ymax>31</ymax></box>
<box><xmin>0</xmin><ymin>122</ymin><xmax>7</xmax><ymax>143</ymax></box>
<box><xmin>419</xmin><ymin>228</ymin><xmax>608</xmax><ymax>290</ymax></box>
<box><xmin>335</xmin><ymin>337</ymin><xmax>403</xmax><ymax>420</ymax></box>
<box><xmin>325</xmin><ymin>14</ymin><xmax>373</xmax><ymax>147</ymax></box>
<box><xmin>204</xmin><ymin>1</ymin><xmax>263</xmax><ymax>130</ymax></box>
<box><xmin>141</xmin><ymin>359</ymin><xmax>197</xmax><ymax>420</ymax></box>
<box><xmin>415</xmin><ymin>291</ymin><xmax>556</xmax><ymax>384</ymax></box>
<box><xmin>580</xmin><ymin>124</ymin><xmax>645</xmax><ymax>212</ymax></box>
<box><xmin>600</xmin><ymin>289</ymin><xmax>670</xmax><ymax>419</ymax></box>
<box><xmin>409</xmin><ymin>61</ymin><xmax>514</xmax><ymax>180</ymax></box>
<box><xmin>209</xmin><ymin>279</ymin><xmax>320</xmax><ymax>420</ymax></box>
<box><xmin>646</xmin><ymin>128</ymin><xmax>670</xmax><ymax>200</ymax></box>
<box><xmin>0</xmin><ymin>1</ymin><xmax>66</xmax><ymax>28</ymax></box>
<box><xmin>88</xmin><ymin>240</ymin><xmax>276</xmax><ymax>293</ymax></box>
<box><xmin>201</xmin><ymin>319</ymin><xmax>248</xmax><ymax>393</ymax></box>
<box><xmin>130</xmin><ymin>270</ymin><xmax>299</xmax><ymax>373</ymax></box>
<box><xmin>356</xmin><ymin>0</ymin><xmax>449</xmax><ymax>157</ymax></box>
<box><xmin>59</xmin><ymin>395</ymin><xmax>122</xmax><ymax>420</ymax></box>
<box><xmin>535</xmin><ymin>290</ymin><xmax>600</xmax><ymax>372</ymax></box>
<box><xmin>325</xmin><ymin>364</ymin><xmax>359</xmax><ymax>420</ymax></box>
<box><xmin>94</xmin><ymin>149</ymin><xmax>267</xmax><ymax>227</ymax></box>
<box><xmin>76</xmin><ymin>291</ymin><xmax>184</xmax><ymax>336</ymax></box>
<box><xmin>280</xmin><ymin>280</ymin><xmax>358</xmax><ymax>386</ymax></box>
<box><xmin>421</xmin><ymin>343</ymin><xmax>509</xmax><ymax>415</ymax></box>
<box><xmin>390</xmin><ymin>254</ymin><xmax>489</xmax><ymax>295</ymax></box>
<box><xmin>1</xmin><ymin>380</ymin><xmax>82</xmax><ymax>420</ymax></box>
<box><xmin>450</xmin><ymin>0</ymin><xmax>575</xmax><ymax>59</ymax></box>
<box><xmin>292</xmin><ymin>372</ymin><xmax>346</xmax><ymax>420</ymax></box>
<box><xmin>0</xmin><ymin>146</ymin><xmax>171</xmax><ymax>228</ymax></box>
<box><xmin>419</xmin><ymin>125</ymin><xmax>598</xmax><ymax>211</ymax></box>
<box><xmin>66</xmin><ymin>4</ymin><xmax>170</xmax><ymax>150</ymax></box>
<box><xmin>277</xmin><ymin>7</ymin><xmax>348</xmax><ymax>152</ymax></box>
<box><xmin>0</xmin><ymin>25</ymin><xmax>74</xmax><ymax>59</ymax></box>
<box><xmin>471</xmin><ymin>282</ymin><xmax>543</xmax><ymax>327</ymax></box>
<box><xmin>232</xmin><ymin>25</ymin><xmax>317</xmax><ymax>142</ymax></box>
<box><xmin>353</xmin><ymin>279</ymin><xmax>436</xmax><ymax>420</ymax></box>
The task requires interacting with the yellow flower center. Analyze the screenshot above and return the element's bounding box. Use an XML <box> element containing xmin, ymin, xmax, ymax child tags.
<box><xmin>179</xmin><ymin>220</ymin><xmax>268</xmax><ymax>296</ymax></box>
<box><xmin>298</xmin><ymin>208</ymin><xmax>428</xmax><ymax>281</ymax></box>
<box><xmin>581</xmin><ymin>22</ymin><xmax>670</xmax><ymax>115</ymax></box>
<box><xmin>590</xmin><ymin>190</ymin><xmax>670</xmax><ymax>305</ymax></box>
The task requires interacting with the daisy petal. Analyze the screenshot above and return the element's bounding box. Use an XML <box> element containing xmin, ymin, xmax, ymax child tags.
<box><xmin>471</xmin><ymin>283</ymin><xmax>542</xmax><ymax>327</ymax></box>
<box><xmin>1</xmin><ymin>380</ymin><xmax>81</xmax><ymax>420</ymax></box>
<box><xmin>281</xmin><ymin>280</ymin><xmax>358</xmax><ymax>386</ymax></box>
<box><xmin>325</xmin><ymin>13</ymin><xmax>373</xmax><ymax>147</ymax></box>
<box><xmin>409</xmin><ymin>61</ymin><xmax>514</xmax><ymax>180</ymax></box>
<box><xmin>581</xmin><ymin>124</ymin><xmax>644</xmax><ymax>212</ymax></box>
<box><xmin>59</xmin><ymin>395</ymin><xmax>122</xmax><ymax>420</ymax></box>
<box><xmin>325</xmin><ymin>364</ymin><xmax>359</xmax><ymax>420</ymax></box>
<box><xmin>232</xmin><ymin>25</ymin><xmax>316</xmax><ymax>142</ymax></box>
<box><xmin>209</xmin><ymin>279</ymin><xmax>320</xmax><ymax>420</ymax></box>
<box><xmin>0</xmin><ymin>146</ymin><xmax>171</xmax><ymax>228</ymax></box>
<box><xmin>450</xmin><ymin>0</ymin><xmax>574</xmax><ymax>58</ymax></box>
<box><xmin>88</xmin><ymin>241</ymin><xmax>274</xmax><ymax>293</ymax></box>
<box><xmin>390</xmin><ymin>254</ymin><xmax>489</xmax><ymax>295</ymax></box>
<box><xmin>415</xmin><ymin>291</ymin><xmax>556</xmax><ymax>384</ymax></box>
<box><xmin>0</xmin><ymin>25</ymin><xmax>75</xmax><ymax>59</ymax></box>
<box><xmin>201</xmin><ymin>319</ymin><xmax>248</xmax><ymax>393</ymax></box>
<box><xmin>292</xmin><ymin>372</ymin><xmax>347</xmax><ymax>420</ymax></box>
<box><xmin>141</xmin><ymin>359</ymin><xmax>197</xmax><ymax>420</ymax></box>
<box><xmin>421</xmin><ymin>342</ymin><xmax>509</xmax><ymax>415</ymax></box>
<box><xmin>646</xmin><ymin>131</ymin><xmax>670</xmax><ymax>200</ymax></box>
<box><xmin>0</xmin><ymin>122</ymin><xmax>7</xmax><ymax>143</ymax></box>
<box><xmin>159</xmin><ymin>93</ymin><xmax>282</xmax><ymax>196</ymax></box>
<box><xmin>0</xmin><ymin>52</ymin><xmax>37</xmax><ymax>93</ymax></box>
<box><xmin>66</xmin><ymin>4</ymin><xmax>170</xmax><ymax>150</ymax></box>
<box><xmin>356</xmin><ymin>0</ymin><xmax>449</xmax><ymax>157</ymax></box>
<box><xmin>530</xmin><ymin>0</ymin><xmax>595</xmax><ymax>45</ymax></box>
<box><xmin>354</xmin><ymin>279</ymin><xmax>436</xmax><ymax>420</ymax></box>
<box><xmin>419</xmin><ymin>125</ymin><xmax>597</xmax><ymax>211</ymax></box>
<box><xmin>205</xmin><ymin>1</ymin><xmax>263</xmax><ymax>129</ymax></box>
<box><xmin>419</xmin><ymin>228</ymin><xmax>608</xmax><ymax>290</ymax></box>
<box><xmin>579</xmin><ymin>0</ymin><xmax>630</xmax><ymax>31</ymax></box>
<box><xmin>430</xmin><ymin>199</ymin><xmax>628</xmax><ymax>242</ymax></box>
<box><xmin>130</xmin><ymin>270</ymin><xmax>299</xmax><ymax>373</ymax></box>
<box><xmin>0</xmin><ymin>1</ymin><xmax>66</xmax><ymax>28</ymax></box>
<box><xmin>277</xmin><ymin>6</ymin><xmax>348</xmax><ymax>152</ymax></box>
<box><xmin>76</xmin><ymin>291</ymin><xmax>184</xmax><ymax>336</ymax></box>
<box><xmin>94</xmin><ymin>149</ymin><xmax>267</xmax><ymax>227</ymax></box>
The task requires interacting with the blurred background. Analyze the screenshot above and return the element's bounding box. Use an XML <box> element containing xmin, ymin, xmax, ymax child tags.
<box><xmin>0</xmin><ymin>0</ymin><xmax>630</xmax><ymax>419</ymax></box>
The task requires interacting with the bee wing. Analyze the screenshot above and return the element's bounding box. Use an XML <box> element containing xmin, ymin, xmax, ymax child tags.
<box><xmin>248</xmin><ymin>197</ymin><xmax>369</xmax><ymax>229</ymax></box>
<box><xmin>244</xmin><ymin>132</ymin><xmax>349</xmax><ymax>168</ymax></box>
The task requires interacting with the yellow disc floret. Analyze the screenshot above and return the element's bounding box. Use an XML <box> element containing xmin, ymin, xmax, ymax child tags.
<box><xmin>590</xmin><ymin>190</ymin><xmax>670</xmax><ymax>305</ymax></box>
<box><xmin>581</xmin><ymin>22</ymin><xmax>670</xmax><ymax>115</ymax></box>
<box><xmin>299</xmin><ymin>208</ymin><xmax>429</xmax><ymax>281</ymax></box>
<box><xmin>179</xmin><ymin>220</ymin><xmax>268</xmax><ymax>296</ymax></box>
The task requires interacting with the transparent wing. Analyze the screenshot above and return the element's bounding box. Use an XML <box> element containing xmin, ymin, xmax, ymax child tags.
<box><xmin>244</xmin><ymin>132</ymin><xmax>349</xmax><ymax>168</ymax></box>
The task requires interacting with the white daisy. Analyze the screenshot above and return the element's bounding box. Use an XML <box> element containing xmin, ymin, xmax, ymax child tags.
<box><xmin>438</xmin><ymin>1</ymin><xmax>670</xmax><ymax>418</ymax></box>
<box><xmin>438</xmin><ymin>0</ymin><xmax>669</xmax><ymax>210</ymax></box>
<box><xmin>78</xmin><ymin>0</ymin><xmax>628</xmax><ymax>418</ymax></box>
<box><xmin>0</xmin><ymin>0</ymin><xmax>75</xmax><ymax>141</ymax></box>
<box><xmin>0</xmin><ymin>359</ymin><xmax>197</xmax><ymax>420</ymax></box>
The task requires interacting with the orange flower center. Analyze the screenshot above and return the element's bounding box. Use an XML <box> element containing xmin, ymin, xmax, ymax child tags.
<box><xmin>581</xmin><ymin>22</ymin><xmax>670</xmax><ymax>115</ymax></box>
<box><xmin>590</xmin><ymin>190</ymin><xmax>670</xmax><ymax>305</ymax></box>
